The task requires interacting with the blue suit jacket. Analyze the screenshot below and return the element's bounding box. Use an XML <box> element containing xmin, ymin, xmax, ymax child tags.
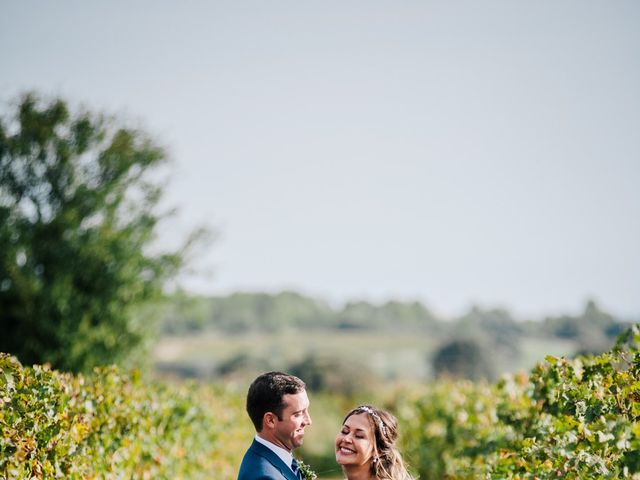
<box><xmin>237</xmin><ymin>439</ymin><xmax>299</xmax><ymax>480</ymax></box>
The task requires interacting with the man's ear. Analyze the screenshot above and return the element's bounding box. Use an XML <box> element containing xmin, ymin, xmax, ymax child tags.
<box><xmin>263</xmin><ymin>412</ymin><xmax>276</xmax><ymax>430</ymax></box>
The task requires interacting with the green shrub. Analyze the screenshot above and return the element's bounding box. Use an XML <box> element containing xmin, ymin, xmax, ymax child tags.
<box><xmin>396</xmin><ymin>325</ymin><xmax>640</xmax><ymax>479</ymax></box>
<box><xmin>0</xmin><ymin>354</ymin><xmax>249</xmax><ymax>479</ymax></box>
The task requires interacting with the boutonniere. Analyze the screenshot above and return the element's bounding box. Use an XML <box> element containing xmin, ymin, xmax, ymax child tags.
<box><xmin>297</xmin><ymin>459</ymin><xmax>317</xmax><ymax>480</ymax></box>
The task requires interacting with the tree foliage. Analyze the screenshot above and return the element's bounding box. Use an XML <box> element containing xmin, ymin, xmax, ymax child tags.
<box><xmin>158</xmin><ymin>292</ymin><xmax>444</xmax><ymax>334</ymax></box>
<box><xmin>289</xmin><ymin>353</ymin><xmax>379</xmax><ymax>396</ymax></box>
<box><xmin>432</xmin><ymin>338</ymin><xmax>495</xmax><ymax>381</ymax></box>
<box><xmin>0</xmin><ymin>94</ymin><xmax>195</xmax><ymax>372</ymax></box>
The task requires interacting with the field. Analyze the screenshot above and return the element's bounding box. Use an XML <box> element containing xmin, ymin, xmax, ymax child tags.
<box><xmin>154</xmin><ymin>329</ymin><xmax>578</xmax><ymax>384</ymax></box>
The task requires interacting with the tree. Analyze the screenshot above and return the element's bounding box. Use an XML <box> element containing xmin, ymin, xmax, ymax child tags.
<box><xmin>0</xmin><ymin>94</ymin><xmax>202</xmax><ymax>372</ymax></box>
<box><xmin>431</xmin><ymin>338</ymin><xmax>495</xmax><ymax>381</ymax></box>
<box><xmin>288</xmin><ymin>353</ymin><xmax>379</xmax><ymax>396</ymax></box>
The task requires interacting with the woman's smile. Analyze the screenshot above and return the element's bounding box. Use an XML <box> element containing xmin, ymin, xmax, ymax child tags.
<box><xmin>335</xmin><ymin>413</ymin><xmax>376</xmax><ymax>466</ymax></box>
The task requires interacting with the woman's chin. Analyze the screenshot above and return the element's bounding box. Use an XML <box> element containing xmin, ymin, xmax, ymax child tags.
<box><xmin>335</xmin><ymin>453</ymin><xmax>356</xmax><ymax>466</ymax></box>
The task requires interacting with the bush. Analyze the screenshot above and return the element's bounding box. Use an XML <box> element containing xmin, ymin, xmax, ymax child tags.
<box><xmin>0</xmin><ymin>353</ymin><xmax>249</xmax><ymax>479</ymax></box>
<box><xmin>397</xmin><ymin>325</ymin><xmax>640</xmax><ymax>479</ymax></box>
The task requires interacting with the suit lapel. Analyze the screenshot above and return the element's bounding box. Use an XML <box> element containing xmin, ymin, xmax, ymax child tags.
<box><xmin>249</xmin><ymin>440</ymin><xmax>298</xmax><ymax>480</ymax></box>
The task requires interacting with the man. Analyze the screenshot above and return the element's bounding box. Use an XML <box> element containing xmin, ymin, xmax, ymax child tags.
<box><xmin>238</xmin><ymin>371</ymin><xmax>312</xmax><ymax>480</ymax></box>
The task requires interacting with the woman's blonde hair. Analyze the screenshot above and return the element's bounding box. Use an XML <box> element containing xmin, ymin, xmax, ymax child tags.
<box><xmin>342</xmin><ymin>405</ymin><xmax>415</xmax><ymax>480</ymax></box>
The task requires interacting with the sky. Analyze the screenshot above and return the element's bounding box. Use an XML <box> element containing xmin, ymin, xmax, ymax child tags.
<box><xmin>1</xmin><ymin>1</ymin><xmax>639</xmax><ymax>319</ymax></box>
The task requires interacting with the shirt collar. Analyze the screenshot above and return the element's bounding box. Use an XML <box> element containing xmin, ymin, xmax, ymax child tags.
<box><xmin>255</xmin><ymin>434</ymin><xmax>294</xmax><ymax>470</ymax></box>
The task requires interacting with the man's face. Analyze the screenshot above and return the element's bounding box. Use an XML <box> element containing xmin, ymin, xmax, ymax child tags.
<box><xmin>272</xmin><ymin>390</ymin><xmax>312</xmax><ymax>451</ymax></box>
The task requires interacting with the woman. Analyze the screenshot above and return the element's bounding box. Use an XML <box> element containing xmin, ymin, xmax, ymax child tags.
<box><xmin>335</xmin><ymin>404</ymin><xmax>415</xmax><ymax>480</ymax></box>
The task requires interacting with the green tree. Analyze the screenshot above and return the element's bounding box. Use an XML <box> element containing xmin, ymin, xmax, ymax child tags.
<box><xmin>288</xmin><ymin>353</ymin><xmax>379</xmax><ymax>396</ymax></box>
<box><xmin>0</xmin><ymin>94</ymin><xmax>202</xmax><ymax>372</ymax></box>
<box><xmin>208</xmin><ymin>291</ymin><xmax>335</xmax><ymax>333</ymax></box>
<box><xmin>431</xmin><ymin>338</ymin><xmax>495</xmax><ymax>381</ymax></box>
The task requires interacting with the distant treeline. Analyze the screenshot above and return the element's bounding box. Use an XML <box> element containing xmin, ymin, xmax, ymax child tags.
<box><xmin>152</xmin><ymin>292</ymin><xmax>637</xmax><ymax>384</ymax></box>
<box><xmin>158</xmin><ymin>291</ymin><xmax>630</xmax><ymax>349</ymax></box>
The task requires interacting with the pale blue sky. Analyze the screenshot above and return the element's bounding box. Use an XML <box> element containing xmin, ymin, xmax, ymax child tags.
<box><xmin>2</xmin><ymin>1</ymin><xmax>639</xmax><ymax>319</ymax></box>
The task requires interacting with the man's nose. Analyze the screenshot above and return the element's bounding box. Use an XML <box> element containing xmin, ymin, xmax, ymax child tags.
<box><xmin>304</xmin><ymin>413</ymin><xmax>312</xmax><ymax>426</ymax></box>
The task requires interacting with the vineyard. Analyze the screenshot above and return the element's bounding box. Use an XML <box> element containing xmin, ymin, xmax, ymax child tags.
<box><xmin>396</xmin><ymin>324</ymin><xmax>640</xmax><ymax>479</ymax></box>
<box><xmin>2</xmin><ymin>326</ymin><xmax>640</xmax><ymax>479</ymax></box>
<box><xmin>0</xmin><ymin>355</ymin><xmax>249</xmax><ymax>479</ymax></box>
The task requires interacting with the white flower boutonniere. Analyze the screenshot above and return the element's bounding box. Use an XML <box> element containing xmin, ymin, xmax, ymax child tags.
<box><xmin>297</xmin><ymin>460</ymin><xmax>317</xmax><ymax>480</ymax></box>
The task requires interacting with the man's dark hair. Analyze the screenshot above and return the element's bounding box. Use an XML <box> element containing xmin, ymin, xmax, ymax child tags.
<box><xmin>246</xmin><ymin>371</ymin><xmax>306</xmax><ymax>432</ymax></box>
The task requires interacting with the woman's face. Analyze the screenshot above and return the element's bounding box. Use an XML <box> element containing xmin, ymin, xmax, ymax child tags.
<box><xmin>335</xmin><ymin>413</ymin><xmax>376</xmax><ymax>467</ymax></box>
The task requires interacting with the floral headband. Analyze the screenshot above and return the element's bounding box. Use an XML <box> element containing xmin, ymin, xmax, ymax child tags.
<box><xmin>354</xmin><ymin>405</ymin><xmax>389</xmax><ymax>438</ymax></box>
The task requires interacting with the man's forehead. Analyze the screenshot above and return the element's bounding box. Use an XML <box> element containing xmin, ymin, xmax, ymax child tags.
<box><xmin>282</xmin><ymin>390</ymin><xmax>309</xmax><ymax>409</ymax></box>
